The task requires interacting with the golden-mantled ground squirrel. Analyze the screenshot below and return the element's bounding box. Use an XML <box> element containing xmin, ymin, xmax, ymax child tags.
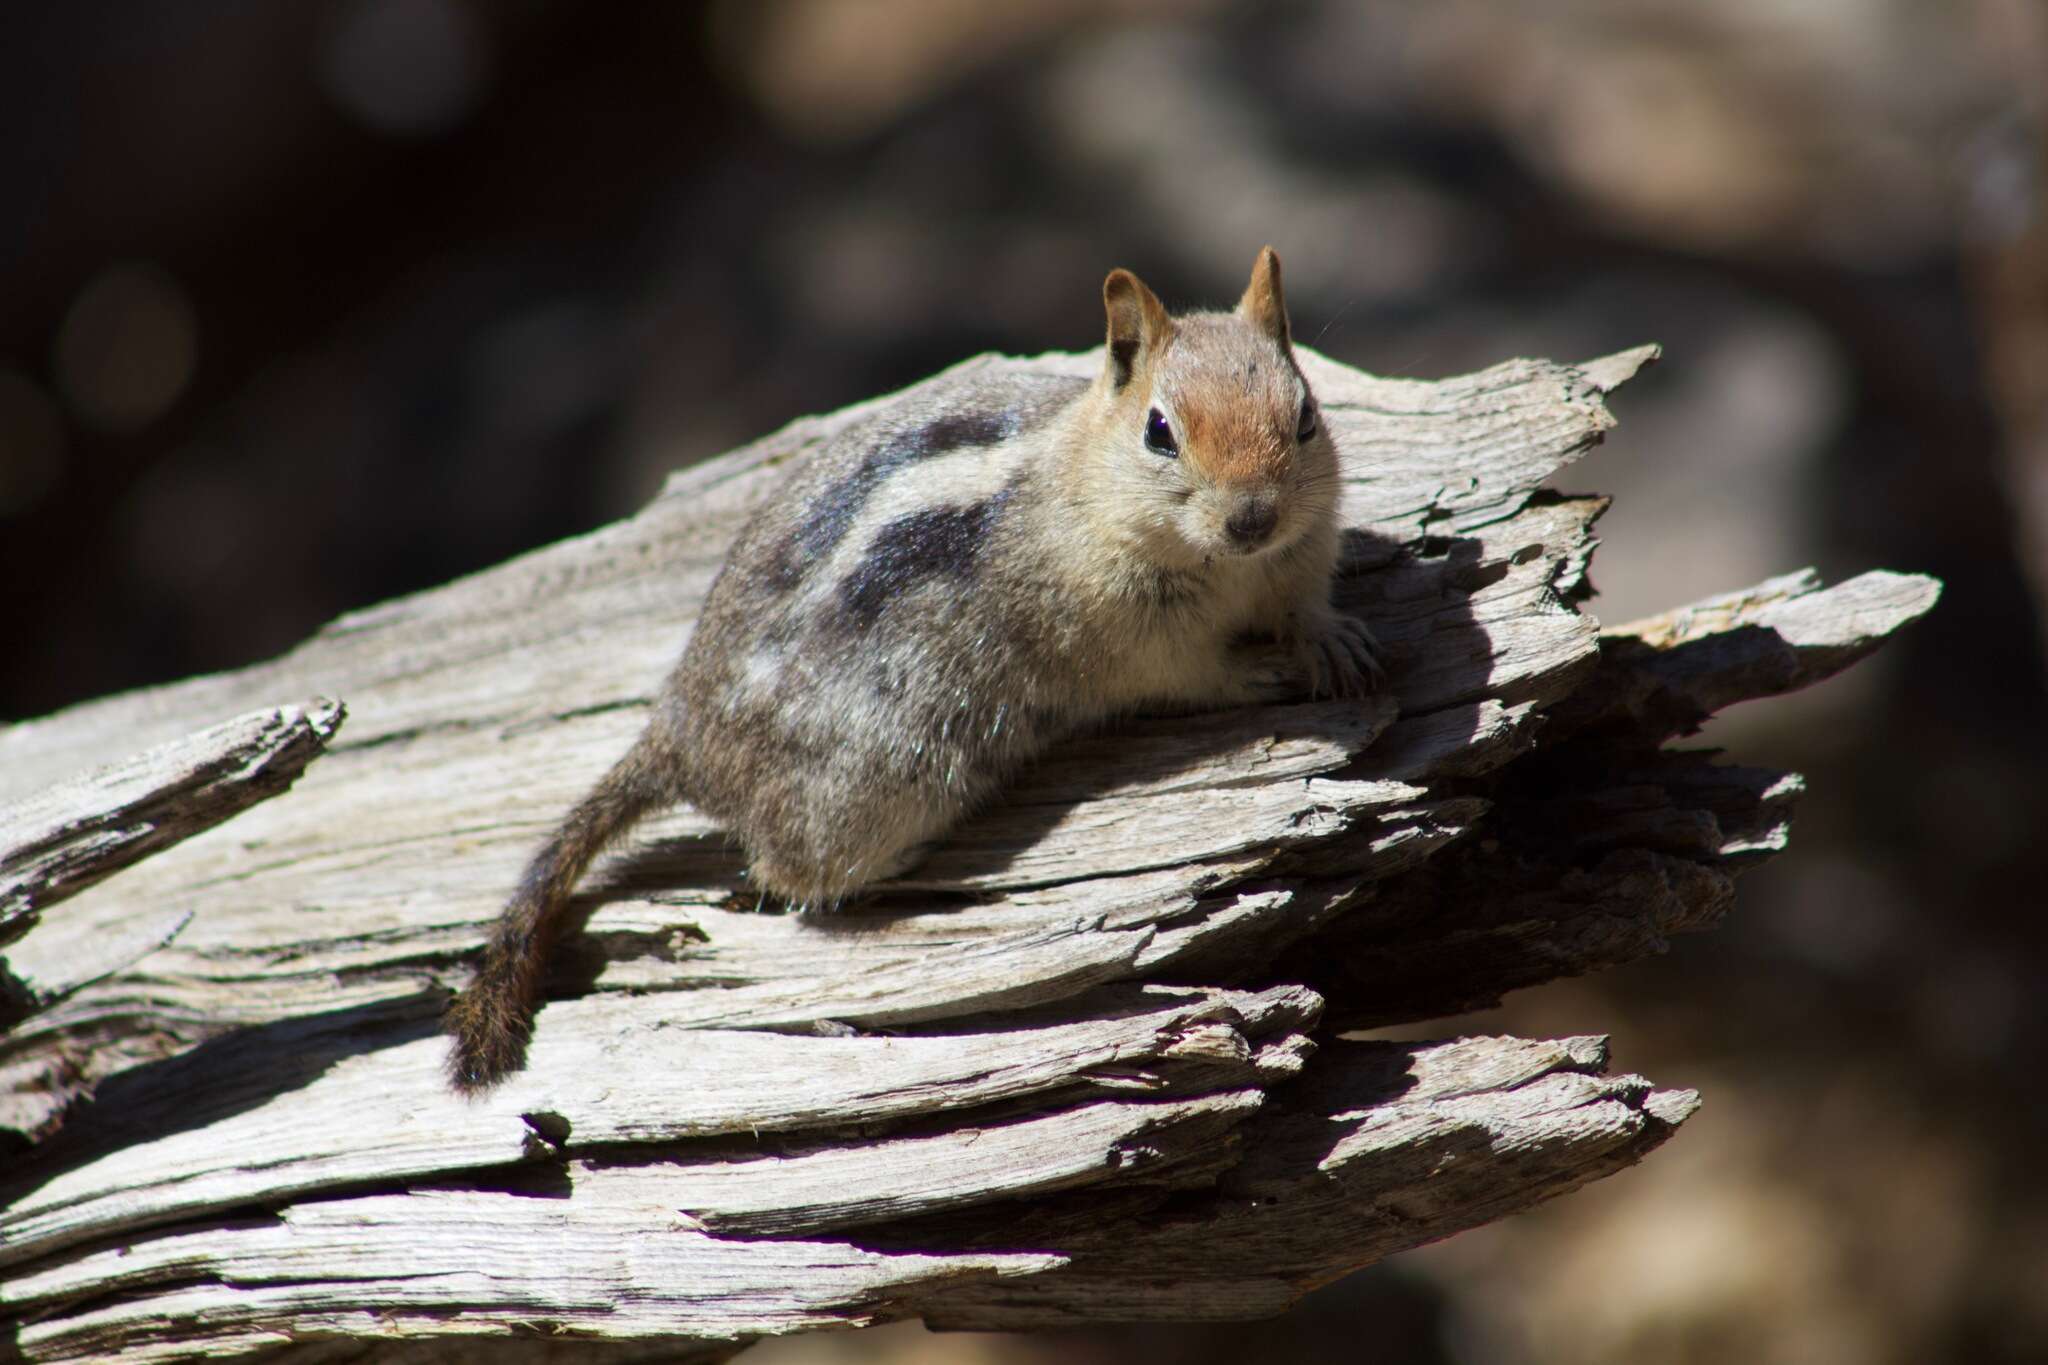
<box><xmin>446</xmin><ymin>247</ymin><xmax>1383</xmax><ymax>1091</ymax></box>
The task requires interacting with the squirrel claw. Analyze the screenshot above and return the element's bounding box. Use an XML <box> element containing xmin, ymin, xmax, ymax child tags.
<box><xmin>1296</xmin><ymin>612</ymin><xmax>1386</xmax><ymax>700</ymax></box>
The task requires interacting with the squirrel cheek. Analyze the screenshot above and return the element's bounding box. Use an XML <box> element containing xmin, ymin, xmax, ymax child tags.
<box><xmin>1153</xmin><ymin>495</ymin><xmax>1218</xmax><ymax>558</ymax></box>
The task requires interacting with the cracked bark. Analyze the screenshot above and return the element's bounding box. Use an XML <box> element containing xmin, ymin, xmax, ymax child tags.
<box><xmin>0</xmin><ymin>343</ymin><xmax>1938</xmax><ymax>1362</ymax></box>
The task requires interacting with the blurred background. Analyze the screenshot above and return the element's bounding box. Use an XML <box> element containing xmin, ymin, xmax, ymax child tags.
<box><xmin>3</xmin><ymin>2</ymin><xmax>2044</xmax><ymax>1361</ymax></box>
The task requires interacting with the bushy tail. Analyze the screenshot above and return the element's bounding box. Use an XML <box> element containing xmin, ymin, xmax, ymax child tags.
<box><xmin>445</xmin><ymin>733</ymin><xmax>674</xmax><ymax>1093</ymax></box>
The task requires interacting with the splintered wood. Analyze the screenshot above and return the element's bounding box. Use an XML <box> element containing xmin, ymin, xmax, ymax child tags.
<box><xmin>0</xmin><ymin>343</ymin><xmax>1938</xmax><ymax>1361</ymax></box>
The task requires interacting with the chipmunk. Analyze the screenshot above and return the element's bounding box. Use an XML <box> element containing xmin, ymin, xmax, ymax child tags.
<box><xmin>445</xmin><ymin>246</ymin><xmax>1383</xmax><ymax>1092</ymax></box>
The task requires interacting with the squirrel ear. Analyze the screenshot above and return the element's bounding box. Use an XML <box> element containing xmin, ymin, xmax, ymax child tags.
<box><xmin>1103</xmin><ymin>268</ymin><xmax>1171</xmax><ymax>389</ymax></box>
<box><xmin>1237</xmin><ymin>245</ymin><xmax>1290</xmax><ymax>347</ymax></box>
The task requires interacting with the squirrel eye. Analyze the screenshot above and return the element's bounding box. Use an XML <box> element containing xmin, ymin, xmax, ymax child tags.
<box><xmin>1296</xmin><ymin>398</ymin><xmax>1318</xmax><ymax>443</ymax></box>
<box><xmin>1144</xmin><ymin>407</ymin><xmax>1179</xmax><ymax>458</ymax></box>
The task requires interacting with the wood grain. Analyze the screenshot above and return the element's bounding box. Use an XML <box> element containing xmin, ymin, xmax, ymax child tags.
<box><xmin>0</xmin><ymin>342</ymin><xmax>1936</xmax><ymax>1360</ymax></box>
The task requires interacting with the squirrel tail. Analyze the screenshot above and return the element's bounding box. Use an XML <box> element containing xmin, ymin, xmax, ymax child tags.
<box><xmin>444</xmin><ymin>729</ymin><xmax>677</xmax><ymax>1094</ymax></box>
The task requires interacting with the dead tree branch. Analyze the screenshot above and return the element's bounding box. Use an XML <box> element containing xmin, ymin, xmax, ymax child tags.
<box><xmin>0</xmin><ymin>344</ymin><xmax>1937</xmax><ymax>1362</ymax></box>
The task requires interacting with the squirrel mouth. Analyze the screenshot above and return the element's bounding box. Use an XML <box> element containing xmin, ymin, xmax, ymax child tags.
<box><xmin>1220</xmin><ymin>529</ymin><xmax>1281</xmax><ymax>558</ymax></box>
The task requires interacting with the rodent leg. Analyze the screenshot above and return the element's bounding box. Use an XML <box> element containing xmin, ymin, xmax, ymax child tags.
<box><xmin>1288</xmin><ymin>605</ymin><xmax>1387</xmax><ymax>699</ymax></box>
<box><xmin>1215</xmin><ymin>638</ymin><xmax>1304</xmax><ymax>705</ymax></box>
<box><xmin>744</xmin><ymin>789</ymin><xmax>951</xmax><ymax>911</ymax></box>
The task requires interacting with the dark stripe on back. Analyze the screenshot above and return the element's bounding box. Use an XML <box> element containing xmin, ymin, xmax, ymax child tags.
<box><xmin>767</xmin><ymin>411</ymin><xmax>1013</xmax><ymax>588</ymax></box>
<box><xmin>837</xmin><ymin>487</ymin><xmax>1013</xmax><ymax>631</ymax></box>
<box><xmin>764</xmin><ymin>373</ymin><xmax>1085</xmax><ymax>588</ymax></box>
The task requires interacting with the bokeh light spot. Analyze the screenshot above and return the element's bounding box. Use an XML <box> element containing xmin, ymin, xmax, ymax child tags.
<box><xmin>318</xmin><ymin>0</ymin><xmax>487</xmax><ymax>138</ymax></box>
<box><xmin>53</xmin><ymin>262</ymin><xmax>199</xmax><ymax>435</ymax></box>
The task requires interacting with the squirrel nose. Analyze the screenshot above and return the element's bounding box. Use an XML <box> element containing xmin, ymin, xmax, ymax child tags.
<box><xmin>1225</xmin><ymin>496</ymin><xmax>1279</xmax><ymax>548</ymax></box>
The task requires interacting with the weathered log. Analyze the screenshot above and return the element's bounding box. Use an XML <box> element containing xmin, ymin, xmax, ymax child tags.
<box><xmin>0</xmin><ymin>343</ymin><xmax>1936</xmax><ymax>1361</ymax></box>
<box><xmin>0</xmin><ymin>700</ymin><xmax>344</xmax><ymax>1033</ymax></box>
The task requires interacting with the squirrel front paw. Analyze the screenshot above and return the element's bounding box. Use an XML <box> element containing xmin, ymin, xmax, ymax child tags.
<box><xmin>1291</xmin><ymin>610</ymin><xmax>1386</xmax><ymax>699</ymax></box>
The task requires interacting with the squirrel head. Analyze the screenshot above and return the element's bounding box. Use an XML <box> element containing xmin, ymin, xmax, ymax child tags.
<box><xmin>1086</xmin><ymin>246</ymin><xmax>1339</xmax><ymax>568</ymax></box>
